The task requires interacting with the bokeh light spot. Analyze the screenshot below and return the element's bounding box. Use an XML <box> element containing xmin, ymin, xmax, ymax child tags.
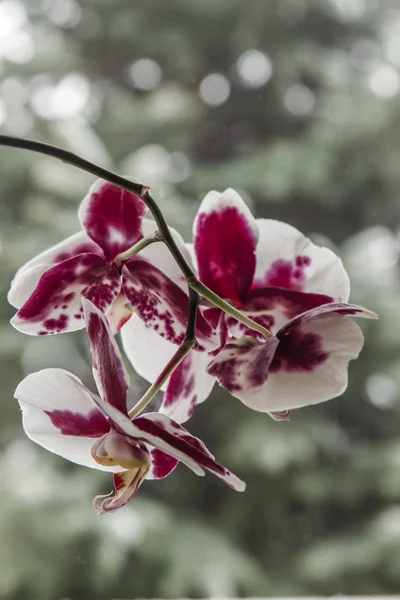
<box><xmin>236</xmin><ymin>49</ymin><xmax>273</xmax><ymax>88</ymax></box>
<box><xmin>199</xmin><ymin>73</ymin><xmax>230</xmax><ymax>106</ymax></box>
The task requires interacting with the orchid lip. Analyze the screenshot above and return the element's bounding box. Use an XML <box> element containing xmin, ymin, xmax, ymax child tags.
<box><xmin>91</xmin><ymin>432</ymin><xmax>150</xmax><ymax>470</ymax></box>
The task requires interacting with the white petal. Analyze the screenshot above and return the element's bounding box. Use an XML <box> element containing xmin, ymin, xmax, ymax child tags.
<box><xmin>14</xmin><ymin>369</ymin><xmax>118</xmax><ymax>471</ymax></box>
<box><xmin>8</xmin><ymin>231</ymin><xmax>103</xmax><ymax>309</ymax></box>
<box><xmin>160</xmin><ymin>351</ymin><xmax>215</xmax><ymax>423</ymax></box>
<box><xmin>85</xmin><ymin>390</ymin><xmax>205</xmax><ymax>476</ymax></box>
<box><xmin>254</xmin><ymin>219</ymin><xmax>350</xmax><ymax>301</ymax></box>
<box><xmin>121</xmin><ymin>315</ymin><xmax>215</xmax><ymax>422</ymax></box>
<box><xmin>121</xmin><ymin>314</ymin><xmax>177</xmax><ymax>392</ymax></box>
<box><xmin>139</xmin><ymin>218</ymin><xmax>194</xmax><ymax>291</ymax></box>
<box><xmin>235</xmin><ymin>315</ymin><xmax>364</xmax><ymax>412</ymax></box>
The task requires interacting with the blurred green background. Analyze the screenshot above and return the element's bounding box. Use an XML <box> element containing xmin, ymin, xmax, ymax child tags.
<box><xmin>1</xmin><ymin>0</ymin><xmax>400</xmax><ymax>598</ymax></box>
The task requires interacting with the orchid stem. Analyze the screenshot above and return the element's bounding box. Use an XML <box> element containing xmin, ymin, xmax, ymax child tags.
<box><xmin>114</xmin><ymin>234</ymin><xmax>160</xmax><ymax>266</ymax></box>
<box><xmin>189</xmin><ymin>280</ymin><xmax>272</xmax><ymax>340</ymax></box>
<box><xmin>129</xmin><ymin>286</ymin><xmax>200</xmax><ymax>419</ymax></box>
<box><xmin>0</xmin><ymin>135</ymin><xmax>196</xmax><ymax>281</ymax></box>
<box><xmin>128</xmin><ymin>339</ymin><xmax>194</xmax><ymax>418</ymax></box>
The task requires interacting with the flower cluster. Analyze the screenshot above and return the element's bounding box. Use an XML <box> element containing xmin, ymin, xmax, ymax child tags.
<box><xmin>10</xmin><ymin>179</ymin><xmax>377</xmax><ymax>512</ymax></box>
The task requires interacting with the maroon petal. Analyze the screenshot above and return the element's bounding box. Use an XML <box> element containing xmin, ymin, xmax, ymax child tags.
<box><xmin>122</xmin><ymin>259</ymin><xmax>218</xmax><ymax>349</ymax></box>
<box><xmin>11</xmin><ymin>254</ymin><xmax>120</xmax><ymax>336</ymax></box>
<box><xmin>193</xmin><ymin>189</ymin><xmax>258</xmax><ymax>303</ymax></box>
<box><xmin>78</xmin><ymin>179</ymin><xmax>147</xmax><ymax>261</ymax></box>
<box><xmin>207</xmin><ymin>336</ymin><xmax>279</xmax><ymax>396</ymax></box>
<box><xmin>278</xmin><ymin>301</ymin><xmax>378</xmax><ymax>336</ymax></box>
<box><xmin>242</xmin><ymin>286</ymin><xmax>334</xmax><ymax>334</ymax></box>
<box><xmin>148</xmin><ymin>449</ymin><xmax>179</xmax><ymax>479</ymax></box>
<box><xmin>85</xmin><ymin>394</ymin><xmax>244</xmax><ymax>490</ymax></box>
<box><xmin>82</xmin><ymin>298</ymin><xmax>130</xmax><ymax>415</ymax></box>
<box><xmin>134</xmin><ymin>412</ymin><xmax>245</xmax><ymax>491</ymax></box>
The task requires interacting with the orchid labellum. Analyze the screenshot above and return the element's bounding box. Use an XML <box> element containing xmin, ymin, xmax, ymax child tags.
<box><xmin>14</xmin><ymin>298</ymin><xmax>244</xmax><ymax>513</ymax></box>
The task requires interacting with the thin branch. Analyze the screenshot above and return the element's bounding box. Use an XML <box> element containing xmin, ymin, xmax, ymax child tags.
<box><xmin>129</xmin><ymin>288</ymin><xmax>200</xmax><ymax>418</ymax></box>
<box><xmin>0</xmin><ymin>134</ymin><xmax>197</xmax><ymax>282</ymax></box>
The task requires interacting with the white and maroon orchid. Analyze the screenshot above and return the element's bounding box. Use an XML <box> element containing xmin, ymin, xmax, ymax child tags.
<box><xmin>8</xmin><ymin>179</ymin><xmax>146</xmax><ymax>336</ymax></box>
<box><xmin>121</xmin><ymin>188</ymin><xmax>364</xmax><ymax>422</ymax></box>
<box><xmin>207</xmin><ymin>302</ymin><xmax>378</xmax><ymax>413</ymax></box>
<box><xmin>14</xmin><ymin>298</ymin><xmax>245</xmax><ymax>513</ymax></box>
<box><xmin>8</xmin><ymin>179</ymin><xmax>215</xmax><ymax>343</ymax></box>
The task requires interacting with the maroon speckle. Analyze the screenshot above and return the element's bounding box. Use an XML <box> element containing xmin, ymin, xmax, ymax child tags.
<box><xmin>123</xmin><ymin>260</ymin><xmax>215</xmax><ymax>346</ymax></box>
<box><xmin>208</xmin><ymin>356</ymin><xmax>244</xmax><ymax>393</ymax></box>
<box><xmin>245</xmin><ymin>286</ymin><xmax>333</xmax><ymax>321</ymax></box>
<box><xmin>45</xmin><ymin>407</ymin><xmax>110</xmax><ymax>437</ymax></box>
<box><xmin>163</xmin><ymin>356</ymin><xmax>192</xmax><ymax>410</ymax></box>
<box><xmin>263</xmin><ymin>255</ymin><xmax>311</xmax><ymax>292</ymax></box>
<box><xmin>271</xmin><ymin>327</ymin><xmax>329</xmax><ymax>372</ymax></box>
<box><xmin>16</xmin><ymin>254</ymin><xmax>120</xmax><ymax>334</ymax></box>
<box><xmin>194</xmin><ymin>206</ymin><xmax>257</xmax><ymax>303</ymax></box>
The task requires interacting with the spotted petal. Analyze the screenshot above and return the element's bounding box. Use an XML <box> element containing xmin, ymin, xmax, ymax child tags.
<box><xmin>208</xmin><ymin>304</ymin><xmax>375</xmax><ymax>412</ymax></box>
<box><xmin>193</xmin><ymin>188</ymin><xmax>259</xmax><ymax>303</ymax></box>
<box><xmin>85</xmin><ymin>386</ymin><xmax>245</xmax><ymax>490</ymax></box>
<box><xmin>121</xmin><ymin>315</ymin><xmax>215</xmax><ymax>422</ymax></box>
<box><xmin>14</xmin><ymin>368</ymin><xmax>119</xmax><ymax>471</ymax></box>
<box><xmin>252</xmin><ymin>219</ymin><xmax>350</xmax><ymax>301</ymax></box>
<box><xmin>11</xmin><ymin>254</ymin><xmax>120</xmax><ymax>336</ymax></box>
<box><xmin>8</xmin><ymin>231</ymin><xmax>103</xmax><ymax>309</ymax></box>
<box><xmin>122</xmin><ymin>259</ymin><xmax>218</xmax><ymax>349</ymax></box>
<box><xmin>82</xmin><ymin>298</ymin><xmax>130</xmax><ymax>415</ymax></box>
<box><xmin>78</xmin><ymin>179</ymin><xmax>147</xmax><ymax>261</ymax></box>
<box><xmin>161</xmin><ymin>352</ymin><xmax>215</xmax><ymax>423</ymax></box>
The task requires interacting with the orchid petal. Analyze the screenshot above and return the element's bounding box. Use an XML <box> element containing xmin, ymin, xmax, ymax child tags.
<box><xmin>121</xmin><ymin>314</ymin><xmax>178</xmax><ymax>392</ymax></box>
<box><xmin>278</xmin><ymin>301</ymin><xmax>378</xmax><ymax>335</ymax></box>
<box><xmin>14</xmin><ymin>368</ymin><xmax>119</xmax><ymax>471</ymax></box>
<box><xmin>239</xmin><ymin>286</ymin><xmax>334</xmax><ymax>335</ymax></box>
<box><xmin>94</xmin><ymin>466</ymin><xmax>149</xmax><ymax>513</ymax></box>
<box><xmin>121</xmin><ymin>315</ymin><xmax>215</xmax><ymax>422</ymax></box>
<box><xmin>207</xmin><ymin>336</ymin><xmax>279</xmax><ymax>401</ymax></box>
<box><xmin>147</xmin><ymin>449</ymin><xmax>179</xmax><ymax>480</ymax></box>
<box><xmin>136</xmin><ymin>413</ymin><xmax>245</xmax><ymax>491</ymax></box>
<box><xmin>253</xmin><ymin>219</ymin><xmax>350</xmax><ymax>301</ymax></box>
<box><xmin>194</xmin><ymin>188</ymin><xmax>259</xmax><ymax>302</ymax></box>
<box><xmin>11</xmin><ymin>255</ymin><xmax>120</xmax><ymax>336</ymax></box>
<box><xmin>122</xmin><ymin>260</ymin><xmax>218</xmax><ymax>349</ymax></box>
<box><xmin>208</xmin><ymin>312</ymin><xmax>367</xmax><ymax>412</ymax></box>
<box><xmin>84</xmin><ymin>386</ymin><xmax>244</xmax><ymax>489</ymax></box>
<box><xmin>138</xmin><ymin>219</ymin><xmax>194</xmax><ymax>290</ymax></box>
<box><xmin>8</xmin><ymin>231</ymin><xmax>103</xmax><ymax>309</ymax></box>
<box><xmin>161</xmin><ymin>351</ymin><xmax>215</xmax><ymax>423</ymax></box>
<box><xmin>78</xmin><ymin>179</ymin><xmax>147</xmax><ymax>261</ymax></box>
<box><xmin>82</xmin><ymin>298</ymin><xmax>130</xmax><ymax>415</ymax></box>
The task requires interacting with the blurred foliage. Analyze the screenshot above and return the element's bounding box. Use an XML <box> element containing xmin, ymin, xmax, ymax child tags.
<box><xmin>1</xmin><ymin>0</ymin><xmax>400</xmax><ymax>598</ymax></box>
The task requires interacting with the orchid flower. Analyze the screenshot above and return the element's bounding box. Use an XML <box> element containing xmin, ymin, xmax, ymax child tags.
<box><xmin>8</xmin><ymin>179</ymin><xmax>215</xmax><ymax>343</ymax></box>
<box><xmin>207</xmin><ymin>302</ymin><xmax>378</xmax><ymax>413</ymax></box>
<box><xmin>121</xmin><ymin>188</ymin><xmax>370</xmax><ymax>421</ymax></box>
<box><xmin>14</xmin><ymin>298</ymin><xmax>245</xmax><ymax>513</ymax></box>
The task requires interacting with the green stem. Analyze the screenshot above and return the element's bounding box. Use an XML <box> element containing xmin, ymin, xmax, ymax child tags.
<box><xmin>128</xmin><ymin>340</ymin><xmax>193</xmax><ymax>418</ymax></box>
<box><xmin>114</xmin><ymin>234</ymin><xmax>160</xmax><ymax>266</ymax></box>
<box><xmin>189</xmin><ymin>279</ymin><xmax>272</xmax><ymax>340</ymax></box>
